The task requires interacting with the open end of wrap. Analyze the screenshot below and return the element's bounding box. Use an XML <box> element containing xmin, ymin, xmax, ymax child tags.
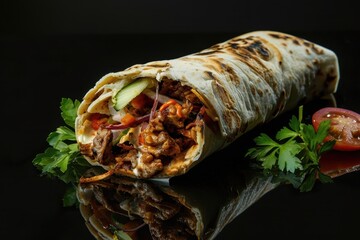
<box><xmin>76</xmin><ymin>75</ymin><xmax>220</xmax><ymax>180</ymax></box>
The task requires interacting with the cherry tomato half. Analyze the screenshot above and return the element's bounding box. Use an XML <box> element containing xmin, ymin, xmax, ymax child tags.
<box><xmin>312</xmin><ymin>107</ymin><xmax>360</xmax><ymax>151</ymax></box>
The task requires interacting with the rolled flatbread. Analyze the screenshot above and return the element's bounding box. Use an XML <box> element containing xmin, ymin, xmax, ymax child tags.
<box><xmin>75</xmin><ymin>31</ymin><xmax>339</xmax><ymax>179</ymax></box>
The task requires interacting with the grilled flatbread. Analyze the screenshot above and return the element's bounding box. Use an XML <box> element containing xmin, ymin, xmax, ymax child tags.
<box><xmin>75</xmin><ymin>31</ymin><xmax>339</xmax><ymax>179</ymax></box>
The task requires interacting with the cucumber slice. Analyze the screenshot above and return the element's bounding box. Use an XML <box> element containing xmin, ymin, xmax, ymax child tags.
<box><xmin>113</xmin><ymin>78</ymin><xmax>151</xmax><ymax>110</ymax></box>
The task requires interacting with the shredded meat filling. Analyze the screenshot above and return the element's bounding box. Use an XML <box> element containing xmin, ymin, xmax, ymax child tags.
<box><xmin>160</xmin><ymin>79</ymin><xmax>202</xmax><ymax>105</ymax></box>
<box><xmin>115</xmin><ymin>149</ymin><xmax>138</xmax><ymax>170</ymax></box>
<box><xmin>92</xmin><ymin>128</ymin><xmax>113</xmax><ymax>165</ymax></box>
<box><xmin>140</xmin><ymin>100</ymin><xmax>195</xmax><ymax>157</ymax></box>
<box><xmin>81</xmin><ymin>80</ymin><xmax>204</xmax><ymax>177</ymax></box>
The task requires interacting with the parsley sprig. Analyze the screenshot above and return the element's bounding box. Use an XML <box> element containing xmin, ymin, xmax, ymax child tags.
<box><xmin>246</xmin><ymin>106</ymin><xmax>335</xmax><ymax>192</ymax></box>
<box><xmin>33</xmin><ymin>98</ymin><xmax>92</xmax><ymax>206</ymax></box>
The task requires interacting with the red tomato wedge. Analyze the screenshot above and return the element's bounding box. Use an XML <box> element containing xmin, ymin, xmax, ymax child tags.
<box><xmin>131</xmin><ymin>93</ymin><xmax>148</xmax><ymax>109</ymax></box>
<box><xmin>312</xmin><ymin>107</ymin><xmax>360</xmax><ymax>151</ymax></box>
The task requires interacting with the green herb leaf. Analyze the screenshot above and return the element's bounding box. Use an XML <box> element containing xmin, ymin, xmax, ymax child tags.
<box><xmin>276</xmin><ymin>127</ymin><xmax>298</xmax><ymax>141</ymax></box>
<box><xmin>63</xmin><ymin>186</ymin><xmax>78</xmax><ymax>207</ymax></box>
<box><xmin>33</xmin><ymin>98</ymin><xmax>91</xmax><ymax>207</ymax></box>
<box><xmin>254</xmin><ymin>133</ymin><xmax>279</xmax><ymax>147</ymax></box>
<box><xmin>302</xmin><ymin>124</ymin><xmax>317</xmax><ymax>150</ymax></box>
<box><xmin>315</xmin><ymin>119</ymin><xmax>331</xmax><ymax>144</ymax></box>
<box><xmin>318</xmin><ymin>171</ymin><xmax>333</xmax><ymax>184</ymax></box>
<box><xmin>300</xmin><ymin>169</ymin><xmax>317</xmax><ymax>192</ymax></box>
<box><xmin>289</xmin><ymin>115</ymin><xmax>301</xmax><ymax>132</ymax></box>
<box><xmin>272</xmin><ymin>172</ymin><xmax>303</xmax><ymax>189</ymax></box>
<box><xmin>246</xmin><ymin>105</ymin><xmax>334</xmax><ymax>192</ymax></box>
<box><xmin>278</xmin><ymin>141</ymin><xmax>303</xmax><ymax>172</ymax></box>
<box><xmin>60</xmin><ymin>98</ymin><xmax>80</xmax><ymax>129</ymax></box>
<box><xmin>261</xmin><ymin>149</ymin><xmax>278</xmax><ymax>169</ymax></box>
<box><xmin>319</xmin><ymin>140</ymin><xmax>336</xmax><ymax>154</ymax></box>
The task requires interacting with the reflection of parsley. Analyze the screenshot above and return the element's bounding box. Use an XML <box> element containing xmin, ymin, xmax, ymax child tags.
<box><xmin>33</xmin><ymin>98</ymin><xmax>91</xmax><ymax>206</ymax></box>
<box><xmin>246</xmin><ymin>106</ymin><xmax>335</xmax><ymax>192</ymax></box>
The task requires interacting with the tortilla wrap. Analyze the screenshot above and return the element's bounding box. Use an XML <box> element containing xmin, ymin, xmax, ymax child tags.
<box><xmin>75</xmin><ymin>30</ymin><xmax>339</xmax><ymax>179</ymax></box>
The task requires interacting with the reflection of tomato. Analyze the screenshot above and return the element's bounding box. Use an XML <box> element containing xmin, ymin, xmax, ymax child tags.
<box><xmin>312</xmin><ymin>107</ymin><xmax>360</xmax><ymax>151</ymax></box>
<box><xmin>320</xmin><ymin>150</ymin><xmax>360</xmax><ymax>177</ymax></box>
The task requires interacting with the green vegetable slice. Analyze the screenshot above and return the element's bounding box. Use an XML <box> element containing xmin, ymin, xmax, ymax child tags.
<box><xmin>113</xmin><ymin>78</ymin><xmax>151</xmax><ymax>110</ymax></box>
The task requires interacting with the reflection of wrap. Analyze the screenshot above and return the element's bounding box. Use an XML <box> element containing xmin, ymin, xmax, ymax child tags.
<box><xmin>75</xmin><ymin>31</ymin><xmax>339</xmax><ymax>179</ymax></box>
<box><xmin>77</xmin><ymin>167</ymin><xmax>277</xmax><ymax>240</ymax></box>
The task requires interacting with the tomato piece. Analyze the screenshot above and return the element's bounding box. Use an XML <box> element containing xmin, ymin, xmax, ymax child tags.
<box><xmin>90</xmin><ymin>113</ymin><xmax>108</xmax><ymax>130</ymax></box>
<box><xmin>312</xmin><ymin>107</ymin><xmax>360</xmax><ymax>151</ymax></box>
<box><xmin>131</xmin><ymin>93</ymin><xmax>152</xmax><ymax>109</ymax></box>
<box><xmin>120</xmin><ymin>113</ymin><xmax>136</xmax><ymax>125</ymax></box>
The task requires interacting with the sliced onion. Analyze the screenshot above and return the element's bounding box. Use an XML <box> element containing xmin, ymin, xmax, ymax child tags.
<box><xmin>143</xmin><ymin>89</ymin><xmax>181</xmax><ymax>105</ymax></box>
<box><xmin>108</xmin><ymin>101</ymin><xmax>126</xmax><ymax>122</ymax></box>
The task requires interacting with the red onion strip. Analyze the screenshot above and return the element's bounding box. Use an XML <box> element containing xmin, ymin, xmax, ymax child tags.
<box><xmin>150</xmin><ymin>81</ymin><xmax>159</xmax><ymax>121</ymax></box>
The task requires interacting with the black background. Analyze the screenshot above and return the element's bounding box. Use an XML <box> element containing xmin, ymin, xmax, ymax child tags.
<box><xmin>2</xmin><ymin>0</ymin><xmax>359</xmax><ymax>34</ymax></box>
<box><xmin>1</xmin><ymin>1</ymin><xmax>360</xmax><ymax>240</ymax></box>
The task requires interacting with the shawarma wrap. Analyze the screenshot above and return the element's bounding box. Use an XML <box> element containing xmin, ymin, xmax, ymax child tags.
<box><xmin>75</xmin><ymin>31</ymin><xmax>339</xmax><ymax>179</ymax></box>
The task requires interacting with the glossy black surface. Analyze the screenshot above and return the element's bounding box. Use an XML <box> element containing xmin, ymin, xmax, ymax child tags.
<box><xmin>2</xmin><ymin>32</ymin><xmax>360</xmax><ymax>239</ymax></box>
